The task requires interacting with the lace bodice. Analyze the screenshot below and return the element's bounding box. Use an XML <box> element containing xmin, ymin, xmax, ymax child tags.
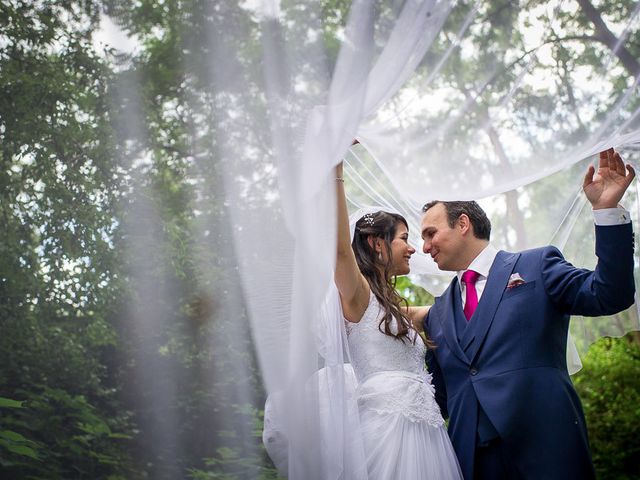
<box><xmin>345</xmin><ymin>292</ymin><xmax>427</xmax><ymax>381</ymax></box>
<box><xmin>345</xmin><ymin>292</ymin><xmax>444</xmax><ymax>427</ymax></box>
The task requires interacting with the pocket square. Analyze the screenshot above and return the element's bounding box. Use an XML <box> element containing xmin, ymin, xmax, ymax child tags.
<box><xmin>506</xmin><ymin>273</ymin><xmax>526</xmax><ymax>289</ymax></box>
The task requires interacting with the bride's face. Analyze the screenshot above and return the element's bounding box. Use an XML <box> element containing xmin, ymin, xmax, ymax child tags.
<box><xmin>386</xmin><ymin>222</ymin><xmax>415</xmax><ymax>276</ymax></box>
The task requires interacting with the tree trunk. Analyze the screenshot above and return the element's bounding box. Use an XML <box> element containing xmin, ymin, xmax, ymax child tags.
<box><xmin>457</xmin><ymin>87</ymin><xmax>529</xmax><ymax>251</ymax></box>
<box><xmin>576</xmin><ymin>0</ymin><xmax>640</xmax><ymax>78</ymax></box>
<box><xmin>485</xmin><ymin>123</ymin><xmax>528</xmax><ymax>251</ymax></box>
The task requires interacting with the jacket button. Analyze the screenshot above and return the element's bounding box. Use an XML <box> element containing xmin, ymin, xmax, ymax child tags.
<box><xmin>470</xmin><ymin>367</ymin><xmax>478</xmax><ymax>376</ymax></box>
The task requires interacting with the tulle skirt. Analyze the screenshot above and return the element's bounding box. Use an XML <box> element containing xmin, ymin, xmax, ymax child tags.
<box><xmin>357</xmin><ymin>371</ymin><xmax>463</xmax><ymax>480</ymax></box>
<box><xmin>263</xmin><ymin>367</ymin><xmax>463</xmax><ymax>479</ymax></box>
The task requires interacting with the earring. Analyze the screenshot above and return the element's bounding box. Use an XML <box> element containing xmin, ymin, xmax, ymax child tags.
<box><xmin>378</xmin><ymin>252</ymin><xmax>383</xmax><ymax>261</ymax></box>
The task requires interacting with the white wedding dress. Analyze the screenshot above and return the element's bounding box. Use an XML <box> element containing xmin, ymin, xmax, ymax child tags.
<box><xmin>345</xmin><ymin>291</ymin><xmax>462</xmax><ymax>480</ymax></box>
<box><xmin>262</xmin><ymin>290</ymin><xmax>463</xmax><ymax>479</ymax></box>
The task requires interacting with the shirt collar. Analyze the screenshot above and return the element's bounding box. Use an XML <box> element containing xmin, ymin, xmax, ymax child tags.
<box><xmin>456</xmin><ymin>243</ymin><xmax>499</xmax><ymax>284</ymax></box>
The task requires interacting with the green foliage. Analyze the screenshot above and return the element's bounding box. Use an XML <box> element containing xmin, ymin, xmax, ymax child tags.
<box><xmin>0</xmin><ymin>397</ymin><xmax>42</xmax><ymax>467</ymax></box>
<box><xmin>573</xmin><ymin>335</ymin><xmax>640</xmax><ymax>480</ymax></box>
<box><xmin>0</xmin><ymin>0</ymin><xmax>137</xmax><ymax>477</ymax></box>
<box><xmin>186</xmin><ymin>403</ymin><xmax>283</xmax><ymax>480</ymax></box>
<box><xmin>396</xmin><ymin>276</ymin><xmax>435</xmax><ymax>306</ymax></box>
<box><xmin>0</xmin><ymin>430</ymin><xmax>40</xmax><ymax>462</ymax></box>
<box><xmin>1</xmin><ymin>387</ymin><xmax>134</xmax><ymax>479</ymax></box>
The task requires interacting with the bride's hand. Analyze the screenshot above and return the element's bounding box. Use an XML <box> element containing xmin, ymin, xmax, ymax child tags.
<box><xmin>336</xmin><ymin>161</ymin><xmax>344</xmax><ymax>179</ymax></box>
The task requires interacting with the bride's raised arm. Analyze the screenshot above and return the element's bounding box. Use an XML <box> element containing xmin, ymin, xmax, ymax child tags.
<box><xmin>334</xmin><ymin>162</ymin><xmax>370</xmax><ymax>323</ymax></box>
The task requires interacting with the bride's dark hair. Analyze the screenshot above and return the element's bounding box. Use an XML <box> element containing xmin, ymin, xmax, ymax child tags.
<box><xmin>352</xmin><ymin>211</ymin><xmax>423</xmax><ymax>344</ymax></box>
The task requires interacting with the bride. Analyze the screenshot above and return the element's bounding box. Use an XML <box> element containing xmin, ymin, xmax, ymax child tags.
<box><xmin>262</xmin><ymin>161</ymin><xmax>462</xmax><ymax>479</ymax></box>
<box><xmin>333</xmin><ymin>161</ymin><xmax>462</xmax><ymax>479</ymax></box>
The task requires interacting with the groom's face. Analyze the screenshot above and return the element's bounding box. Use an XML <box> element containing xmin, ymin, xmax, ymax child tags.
<box><xmin>420</xmin><ymin>203</ymin><xmax>466</xmax><ymax>271</ymax></box>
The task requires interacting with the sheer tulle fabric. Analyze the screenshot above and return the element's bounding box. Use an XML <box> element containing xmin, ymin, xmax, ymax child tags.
<box><xmin>359</xmin><ymin>408</ymin><xmax>462</xmax><ymax>480</ymax></box>
<box><xmin>201</xmin><ymin>0</ymin><xmax>640</xmax><ymax>478</ymax></box>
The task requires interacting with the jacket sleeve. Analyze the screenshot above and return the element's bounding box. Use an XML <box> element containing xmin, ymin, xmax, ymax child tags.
<box><xmin>542</xmin><ymin>223</ymin><xmax>635</xmax><ymax>316</ymax></box>
<box><xmin>424</xmin><ymin>310</ymin><xmax>448</xmax><ymax>418</ymax></box>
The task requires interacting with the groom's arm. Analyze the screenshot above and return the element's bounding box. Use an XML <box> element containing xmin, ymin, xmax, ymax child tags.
<box><xmin>424</xmin><ymin>310</ymin><xmax>448</xmax><ymax>418</ymax></box>
<box><xmin>543</xmin><ymin>147</ymin><xmax>636</xmax><ymax>316</ymax></box>
<box><xmin>426</xmin><ymin>349</ymin><xmax>449</xmax><ymax>419</ymax></box>
<box><xmin>542</xmin><ymin>222</ymin><xmax>635</xmax><ymax>316</ymax></box>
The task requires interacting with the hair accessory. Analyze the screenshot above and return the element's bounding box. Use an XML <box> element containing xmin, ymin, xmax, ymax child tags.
<box><xmin>363</xmin><ymin>213</ymin><xmax>375</xmax><ymax>226</ymax></box>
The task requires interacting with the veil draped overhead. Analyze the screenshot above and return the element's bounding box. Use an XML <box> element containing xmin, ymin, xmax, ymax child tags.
<box><xmin>209</xmin><ymin>0</ymin><xmax>640</xmax><ymax>477</ymax></box>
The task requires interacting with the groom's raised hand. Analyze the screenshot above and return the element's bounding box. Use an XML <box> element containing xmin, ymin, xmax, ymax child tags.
<box><xmin>583</xmin><ymin>148</ymin><xmax>635</xmax><ymax>209</ymax></box>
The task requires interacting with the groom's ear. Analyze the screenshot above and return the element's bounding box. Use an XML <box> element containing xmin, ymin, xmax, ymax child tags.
<box><xmin>457</xmin><ymin>214</ymin><xmax>471</xmax><ymax>235</ymax></box>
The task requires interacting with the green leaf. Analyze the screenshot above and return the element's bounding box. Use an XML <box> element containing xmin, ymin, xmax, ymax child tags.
<box><xmin>0</xmin><ymin>398</ymin><xmax>24</xmax><ymax>408</ymax></box>
<box><xmin>0</xmin><ymin>430</ymin><xmax>29</xmax><ymax>442</ymax></box>
<box><xmin>77</xmin><ymin>421</ymin><xmax>111</xmax><ymax>435</ymax></box>
<box><xmin>2</xmin><ymin>443</ymin><xmax>39</xmax><ymax>460</ymax></box>
<box><xmin>107</xmin><ymin>433</ymin><xmax>133</xmax><ymax>440</ymax></box>
<box><xmin>216</xmin><ymin>447</ymin><xmax>238</xmax><ymax>460</ymax></box>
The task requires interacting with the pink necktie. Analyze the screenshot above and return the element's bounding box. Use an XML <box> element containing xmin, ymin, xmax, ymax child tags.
<box><xmin>462</xmin><ymin>270</ymin><xmax>480</xmax><ymax>321</ymax></box>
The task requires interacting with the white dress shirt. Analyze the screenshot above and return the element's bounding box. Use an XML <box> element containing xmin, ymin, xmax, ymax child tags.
<box><xmin>458</xmin><ymin>207</ymin><xmax>631</xmax><ymax>308</ymax></box>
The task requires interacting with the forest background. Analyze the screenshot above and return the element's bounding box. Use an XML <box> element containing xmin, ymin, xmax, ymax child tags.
<box><xmin>0</xmin><ymin>0</ymin><xmax>639</xmax><ymax>479</ymax></box>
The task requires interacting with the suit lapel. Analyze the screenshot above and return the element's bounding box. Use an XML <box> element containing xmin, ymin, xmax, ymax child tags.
<box><xmin>437</xmin><ymin>278</ymin><xmax>471</xmax><ymax>365</ymax></box>
<box><xmin>460</xmin><ymin>251</ymin><xmax>520</xmax><ymax>363</ymax></box>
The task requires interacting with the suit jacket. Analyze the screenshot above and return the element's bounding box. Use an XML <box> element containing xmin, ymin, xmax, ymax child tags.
<box><xmin>424</xmin><ymin>223</ymin><xmax>635</xmax><ymax>480</ymax></box>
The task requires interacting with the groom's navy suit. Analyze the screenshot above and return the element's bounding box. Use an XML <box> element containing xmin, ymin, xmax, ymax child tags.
<box><xmin>424</xmin><ymin>223</ymin><xmax>635</xmax><ymax>479</ymax></box>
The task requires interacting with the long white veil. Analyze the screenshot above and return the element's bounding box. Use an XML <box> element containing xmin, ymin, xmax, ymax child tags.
<box><xmin>191</xmin><ymin>0</ymin><xmax>640</xmax><ymax>477</ymax></box>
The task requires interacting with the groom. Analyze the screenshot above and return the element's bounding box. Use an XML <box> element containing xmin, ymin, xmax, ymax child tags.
<box><xmin>421</xmin><ymin>148</ymin><xmax>636</xmax><ymax>479</ymax></box>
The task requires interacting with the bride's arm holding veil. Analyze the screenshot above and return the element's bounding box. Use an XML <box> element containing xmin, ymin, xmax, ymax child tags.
<box><xmin>335</xmin><ymin>162</ymin><xmax>371</xmax><ymax>323</ymax></box>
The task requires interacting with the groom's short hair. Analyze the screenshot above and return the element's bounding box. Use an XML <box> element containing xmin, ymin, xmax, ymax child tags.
<box><xmin>422</xmin><ymin>200</ymin><xmax>491</xmax><ymax>241</ymax></box>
